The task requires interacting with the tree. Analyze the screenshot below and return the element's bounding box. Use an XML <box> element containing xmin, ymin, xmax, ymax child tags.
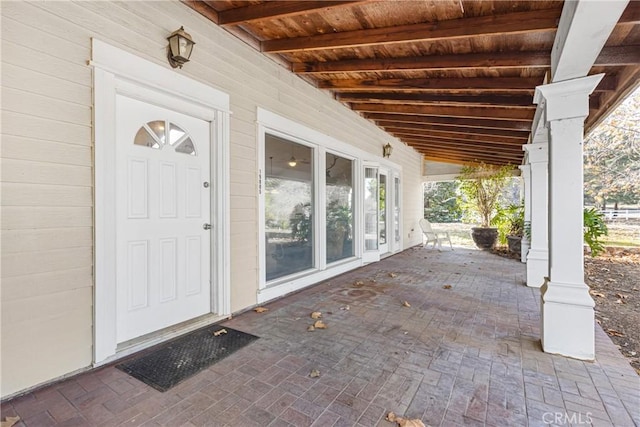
<box><xmin>423</xmin><ymin>181</ymin><xmax>461</xmax><ymax>223</ymax></box>
<box><xmin>456</xmin><ymin>163</ymin><xmax>514</xmax><ymax>227</ymax></box>
<box><xmin>584</xmin><ymin>87</ymin><xmax>640</xmax><ymax>209</ymax></box>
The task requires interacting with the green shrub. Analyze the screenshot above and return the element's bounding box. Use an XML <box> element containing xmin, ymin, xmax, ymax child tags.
<box><xmin>583</xmin><ymin>208</ymin><xmax>608</xmax><ymax>256</ymax></box>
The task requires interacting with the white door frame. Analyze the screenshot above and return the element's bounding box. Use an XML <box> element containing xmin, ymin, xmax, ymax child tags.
<box><xmin>91</xmin><ymin>39</ymin><xmax>231</xmax><ymax>364</ymax></box>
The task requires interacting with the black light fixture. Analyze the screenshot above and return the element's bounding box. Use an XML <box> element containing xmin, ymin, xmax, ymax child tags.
<box><xmin>383</xmin><ymin>142</ymin><xmax>393</xmax><ymax>158</ymax></box>
<box><xmin>167</xmin><ymin>26</ymin><xmax>195</xmax><ymax>69</ymax></box>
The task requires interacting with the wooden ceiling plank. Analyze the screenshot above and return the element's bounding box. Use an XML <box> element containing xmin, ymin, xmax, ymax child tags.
<box><xmin>294</xmin><ymin>50</ymin><xmax>550</xmax><ymax>74</ymax></box>
<box><xmin>293</xmin><ymin>45</ymin><xmax>640</xmax><ymax>74</ymax></box>
<box><xmin>218</xmin><ymin>1</ymin><xmax>366</xmax><ymax>26</ymax></box>
<box><xmin>411</xmin><ymin>146</ymin><xmax>521</xmax><ymax>162</ymax></box>
<box><xmin>361</xmin><ymin>113</ymin><xmax>530</xmax><ymax>131</ymax></box>
<box><xmin>351</xmin><ymin>103</ymin><xmax>535</xmax><ymax>121</ymax></box>
<box><xmin>320</xmin><ymin>77</ymin><xmax>542</xmax><ymax>91</ymax></box>
<box><xmin>385</xmin><ymin>129</ymin><xmax>527</xmax><ymax>147</ymax></box>
<box><xmin>400</xmin><ymin>141</ymin><xmax>523</xmax><ymax>156</ymax></box>
<box><xmin>422</xmin><ymin>154</ymin><xmax>511</xmax><ymax>167</ymax></box>
<box><xmin>374</xmin><ymin>120</ymin><xmax>529</xmax><ymax>139</ymax></box>
<box><xmin>397</xmin><ymin>137</ymin><xmax>524</xmax><ymax>152</ymax></box>
<box><xmin>261</xmin><ymin>7</ymin><xmax>561</xmax><ymax>53</ymax></box>
<box><xmin>336</xmin><ymin>92</ymin><xmax>535</xmax><ymax>106</ymax></box>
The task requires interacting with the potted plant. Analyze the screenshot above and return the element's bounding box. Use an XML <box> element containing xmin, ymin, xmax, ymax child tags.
<box><xmin>456</xmin><ymin>162</ymin><xmax>514</xmax><ymax>250</ymax></box>
<box><xmin>498</xmin><ymin>203</ymin><xmax>524</xmax><ymax>254</ymax></box>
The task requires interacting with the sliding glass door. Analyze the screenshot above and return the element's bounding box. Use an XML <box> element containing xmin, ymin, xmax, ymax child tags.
<box><xmin>326</xmin><ymin>153</ymin><xmax>355</xmax><ymax>264</ymax></box>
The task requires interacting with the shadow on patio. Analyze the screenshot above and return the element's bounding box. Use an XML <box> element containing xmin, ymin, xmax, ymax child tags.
<box><xmin>2</xmin><ymin>246</ymin><xmax>639</xmax><ymax>426</ymax></box>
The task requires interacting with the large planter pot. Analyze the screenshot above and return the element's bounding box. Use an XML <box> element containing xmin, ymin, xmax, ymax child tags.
<box><xmin>471</xmin><ymin>227</ymin><xmax>498</xmax><ymax>250</ymax></box>
<box><xmin>507</xmin><ymin>235</ymin><xmax>522</xmax><ymax>255</ymax></box>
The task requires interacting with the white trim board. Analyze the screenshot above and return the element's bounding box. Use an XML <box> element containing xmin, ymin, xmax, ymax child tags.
<box><xmin>91</xmin><ymin>38</ymin><xmax>231</xmax><ymax>364</ymax></box>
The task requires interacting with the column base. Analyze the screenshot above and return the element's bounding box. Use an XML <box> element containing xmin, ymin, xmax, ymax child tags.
<box><xmin>520</xmin><ymin>238</ymin><xmax>530</xmax><ymax>263</ymax></box>
<box><xmin>540</xmin><ymin>280</ymin><xmax>595</xmax><ymax>360</ymax></box>
<box><xmin>526</xmin><ymin>248</ymin><xmax>548</xmax><ymax>287</ymax></box>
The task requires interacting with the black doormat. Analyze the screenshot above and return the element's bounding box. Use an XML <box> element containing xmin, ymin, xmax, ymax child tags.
<box><xmin>116</xmin><ymin>326</ymin><xmax>258</xmax><ymax>392</ymax></box>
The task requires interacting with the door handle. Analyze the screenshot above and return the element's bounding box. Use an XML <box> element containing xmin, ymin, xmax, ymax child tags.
<box><xmin>203</xmin><ymin>223</ymin><xmax>212</xmax><ymax>230</ymax></box>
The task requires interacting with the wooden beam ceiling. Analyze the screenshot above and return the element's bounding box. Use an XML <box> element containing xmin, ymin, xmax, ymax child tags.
<box><xmin>261</xmin><ymin>8</ymin><xmax>562</xmax><ymax>53</ymax></box>
<box><xmin>184</xmin><ymin>0</ymin><xmax>639</xmax><ymax>167</ymax></box>
<box><xmin>362</xmin><ymin>113</ymin><xmax>532</xmax><ymax>131</ymax></box>
<box><xmin>350</xmin><ymin>103</ymin><xmax>535</xmax><ymax>121</ymax></box>
<box><xmin>374</xmin><ymin>120</ymin><xmax>530</xmax><ymax>140</ymax></box>
<box><xmin>335</xmin><ymin>93</ymin><xmax>535</xmax><ymax>107</ymax></box>
<box><xmin>294</xmin><ymin>46</ymin><xmax>640</xmax><ymax>74</ymax></box>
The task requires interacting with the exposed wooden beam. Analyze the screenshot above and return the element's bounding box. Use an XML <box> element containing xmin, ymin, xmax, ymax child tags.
<box><xmin>374</xmin><ymin>120</ymin><xmax>529</xmax><ymax>139</ymax></box>
<box><xmin>400</xmin><ymin>141</ymin><xmax>523</xmax><ymax>157</ymax></box>
<box><xmin>320</xmin><ymin>77</ymin><xmax>542</xmax><ymax>92</ymax></box>
<box><xmin>385</xmin><ymin>129</ymin><xmax>527</xmax><ymax>147</ymax></box>
<box><xmin>360</xmin><ymin>113</ymin><xmax>534</xmax><ymax>131</ymax></box>
<box><xmin>410</xmin><ymin>145</ymin><xmax>522</xmax><ymax>162</ymax></box>
<box><xmin>421</xmin><ymin>153</ymin><xmax>518</xmax><ymax>166</ymax></box>
<box><xmin>336</xmin><ymin>92</ymin><xmax>535</xmax><ymax>107</ymax></box>
<box><xmin>351</xmin><ymin>103</ymin><xmax>535</xmax><ymax>121</ymax></box>
<box><xmin>294</xmin><ymin>46</ymin><xmax>640</xmax><ymax>74</ymax></box>
<box><xmin>261</xmin><ymin>7</ymin><xmax>561</xmax><ymax>53</ymax></box>
<box><xmin>218</xmin><ymin>1</ymin><xmax>366</xmax><ymax>26</ymax></box>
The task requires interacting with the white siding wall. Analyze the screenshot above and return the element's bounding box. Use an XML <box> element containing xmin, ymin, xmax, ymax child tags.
<box><xmin>0</xmin><ymin>1</ymin><xmax>423</xmax><ymax>397</ymax></box>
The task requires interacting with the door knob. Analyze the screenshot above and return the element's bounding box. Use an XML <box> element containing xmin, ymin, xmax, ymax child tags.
<box><xmin>203</xmin><ymin>223</ymin><xmax>212</xmax><ymax>230</ymax></box>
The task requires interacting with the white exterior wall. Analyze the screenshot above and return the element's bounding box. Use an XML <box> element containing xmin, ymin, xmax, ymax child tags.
<box><xmin>0</xmin><ymin>1</ymin><xmax>423</xmax><ymax>397</ymax></box>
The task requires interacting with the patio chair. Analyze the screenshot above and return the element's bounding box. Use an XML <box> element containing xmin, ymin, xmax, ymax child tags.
<box><xmin>419</xmin><ymin>218</ymin><xmax>453</xmax><ymax>251</ymax></box>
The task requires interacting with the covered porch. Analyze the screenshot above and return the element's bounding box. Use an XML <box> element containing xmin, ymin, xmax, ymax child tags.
<box><xmin>2</xmin><ymin>247</ymin><xmax>637</xmax><ymax>426</ymax></box>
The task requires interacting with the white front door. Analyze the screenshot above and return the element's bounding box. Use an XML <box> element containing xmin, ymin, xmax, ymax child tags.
<box><xmin>115</xmin><ymin>94</ymin><xmax>212</xmax><ymax>343</ymax></box>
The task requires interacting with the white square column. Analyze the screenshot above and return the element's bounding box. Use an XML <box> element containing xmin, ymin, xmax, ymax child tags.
<box><xmin>518</xmin><ymin>164</ymin><xmax>531</xmax><ymax>263</ymax></box>
<box><xmin>523</xmin><ymin>142</ymin><xmax>548</xmax><ymax>287</ymax></box>
<box><xmin>535</xmin><ymin>74</ymin><xmax>604</xmax><ymax>360</ymax></box>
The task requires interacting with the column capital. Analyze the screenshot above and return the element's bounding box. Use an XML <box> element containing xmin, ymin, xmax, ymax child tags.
<box><xmin>534</xmin><ymin>74</ymin><xmax>604</xmax><ymax>122</ymax></box>
<box><xmin>523</xmin><ymin>142</ymin><xmax>548</xmax><ymax>164</ymax></box>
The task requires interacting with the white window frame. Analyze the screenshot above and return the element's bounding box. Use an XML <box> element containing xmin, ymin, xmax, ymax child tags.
<box><xmin>257</xmin><ymin>109</ymin><xmax>402</xmax><ymax>303</ymax></box>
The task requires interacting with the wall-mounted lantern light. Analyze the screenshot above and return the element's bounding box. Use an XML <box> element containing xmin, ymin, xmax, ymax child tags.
<box><xmin>167</xmin><ymin>26</ymin><xmax>195</xmax><ymax>69</ymax></box>
<box><xmin>383</xmin><ymin>142</ymin><xmax>393</xmax><ymax>158</ymax></box>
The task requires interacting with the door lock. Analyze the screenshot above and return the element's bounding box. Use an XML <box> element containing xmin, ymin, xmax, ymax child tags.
<box><xmin>203</xmin><ymin>182</ymin><xmax>210</xmax><ymax>188</ymax></box>
<box><xmin>203</xmin><ymin>223</ymin><xmax>212</xmax><ymax>230</ymax></box>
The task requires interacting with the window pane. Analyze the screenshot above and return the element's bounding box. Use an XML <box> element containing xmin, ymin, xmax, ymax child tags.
<box><xmin>169</xmin><ymin>123</ymin><xmax>187</xmax><ymax>146</ymax></box>
<box><xmin>147</xmin><ymin>120</ymin><xmax>166</xmax><ymax>145</ymax></box>
<box><xmin>326</xmin><ymin>153</ymin><xmax>354</xmax><ymax>263</ymax></box>
<box><xmin>175</xmin><ymin>137</ymin><xmax>196</xmax><ymax>156</ymax></box>
<box><xmin>134</xmin><ymin>127</ymin><xmax>160</xmax><ymax>149</ymax></box>
<box><xmin>265</xmin><ymin>135</ymin><xmax>314</xmax><ymax>281</ymax></box>
<box><xmin>379</xmin><ymin>174</ymin><xmax>387</xmax><ymax>245</ymax></box>
<box><xmin>364</xmin><ymin>167</ymin><xmax>378</xmax><ymax>251</ymax></box>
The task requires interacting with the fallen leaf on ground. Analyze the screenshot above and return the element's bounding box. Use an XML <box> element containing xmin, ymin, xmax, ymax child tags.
<box><xmin>589</xmin><ymin>290</ymin><xmax>605</xmax><ymax>297</ymax></box>
<box><xmin>340</xmin><ymin>305</ymin><xmax>350</xmax><ymax>310</ymax></box>
<box><xmin>1</xmin><ymin>417</ymin><xmax>20</xmax><ymax>427</ymax></box>
<box><xmin>310</xmin><ymin>311</ymin><xmax>322</xmax><ymax>319</ymax></box>
<box><xmin>385</xmin><ymin>412</ymin><xmax>426</xmax><ymax>427</ymax></box>
<box><xmin>309</xmin><ymin>369</ymin><xmax>321</xmax><ymax>378</ymax></box>
<box><xmin>314</xmin><ymin>320</ymin><xmax>327</xmax><ymax>329</ymax></box>
<box><xmin>353</xmin><ymin>281</ymin><xmax>364</xmax><ymax>287</ymax></box>
<box><xmin>615</xmin><ymin>299</ymin><xmax>625</xmax><ymax>304</ymax></box>
<box><xmin>616</xmin><ymin>293</ymin><xmax>628</xmax><ymax>299</ymax></box>
<box><xmin>254</xmin><ymin>307</ymin><xmax>269</xmax><ymax>313</ymax></box>
<box><xmin>389</xmin><ymin>272</ymin><xmax>397</xmax><ymax>278</ymax></box>
<box><xmin>607</xmin><ymin>329</ymin><xmax>625</xmax><ymax>337</ymax></box>
<box><xmin>443</xmin><ymin>285</ymin><xmax>452</xmax><ymax>289</ymax></box>
<box><xmin>402</xmin><ymin>301</ymin><xmax>411</xmax><ymax>308</ymax></box>
<box><xmin>213</xmin><ymin>329</ymin><xmax>228</xmax><ymax>336</ymax></box>
<box><xmin>307</xmin><ymin>325</ymin><xmax>315</xmax><ymax>332</ymax></box>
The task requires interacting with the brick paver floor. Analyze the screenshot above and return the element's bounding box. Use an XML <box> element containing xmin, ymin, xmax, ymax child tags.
<box><xmin>2</xmin><ymin>247</ymin><xmax>639</xmax><ymax>426</ymax></box>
